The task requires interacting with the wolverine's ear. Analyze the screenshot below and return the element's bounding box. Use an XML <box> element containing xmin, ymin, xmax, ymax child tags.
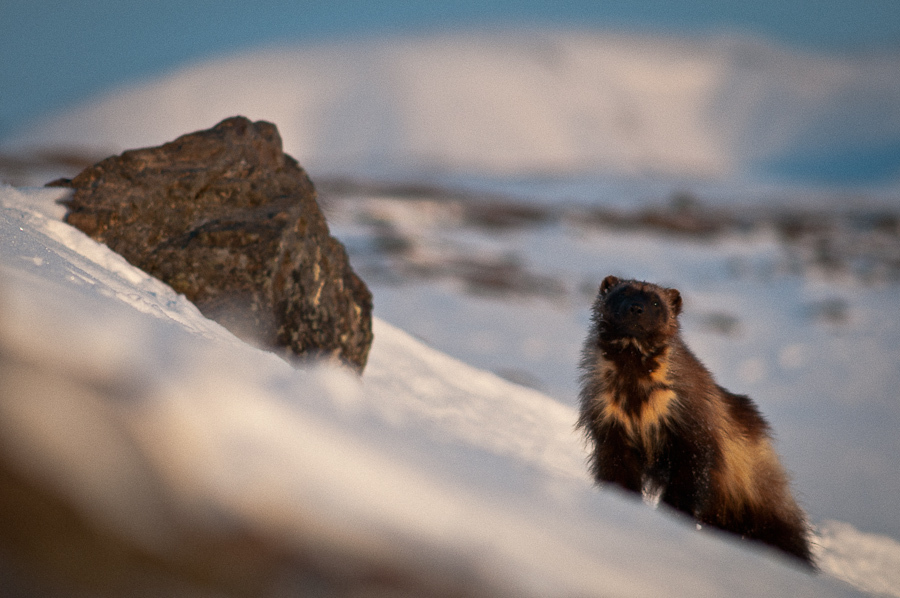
<box><xmin>666</xmin><ymin>288</ymin><xmax>682</xmax><ymax>315</ymax></box>
<box><xmin>600</xmin><ymin>275</ymin><xmax>620</xmax><ymax>295</ymax></box>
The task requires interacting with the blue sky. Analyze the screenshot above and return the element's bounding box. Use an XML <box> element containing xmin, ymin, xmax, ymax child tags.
<box><xmin>2</xmin><ymin>1</ymin><xmax>899</xmax><ymax>140</ymax></box>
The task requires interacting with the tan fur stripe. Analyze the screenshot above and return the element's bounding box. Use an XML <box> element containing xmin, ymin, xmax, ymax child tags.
<box><xmin>592</xmin><ymin>353</ymin><xmax>676</xmax><ymax>457</ymax></box>
<box><xmin>717</xmin><ymin>432</ymin><xmax>783</xmax><ymax>512</ymax></box>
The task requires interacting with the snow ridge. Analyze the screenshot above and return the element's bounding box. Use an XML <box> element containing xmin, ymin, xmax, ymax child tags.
<box><xmin>0</xmin><ymin>185</ymin><xmax>880</xmax><ymax>596</ymax></box>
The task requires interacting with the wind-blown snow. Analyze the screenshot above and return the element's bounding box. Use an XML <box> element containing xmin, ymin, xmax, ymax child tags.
<box><xmin>6</xmin><ymin>31</ymin><xmax>900</xmax><ymax>184</ymax></box>
<box><xmin>1</xmin><ymin>184</ymin><xmax>886</xmax><ymax>596</ymax></box>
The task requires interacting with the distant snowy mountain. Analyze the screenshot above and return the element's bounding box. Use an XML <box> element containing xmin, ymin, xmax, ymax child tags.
<box><xmin>6</xmin><ymin>30</ymin><xmax>900</xmax><ymax>184</ymax></box>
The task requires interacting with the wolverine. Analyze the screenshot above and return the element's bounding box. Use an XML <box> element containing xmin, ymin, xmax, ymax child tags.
<box><xmin>578</xmin><ymin>276</ymin><xmax>813</xmax><ymax>566</ymax></box>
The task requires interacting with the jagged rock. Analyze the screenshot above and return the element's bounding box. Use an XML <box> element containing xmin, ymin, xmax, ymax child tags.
<box><xmin>53</xmin><ymin>117</ymin><xmax>372</xmax><ymax>371</ymax></box>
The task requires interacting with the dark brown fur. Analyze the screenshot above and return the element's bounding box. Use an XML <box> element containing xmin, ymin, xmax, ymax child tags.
<box><xmin>578</xmin><ymin>276</ymin><xmax>813</xmax><ymax>566</ymax></box>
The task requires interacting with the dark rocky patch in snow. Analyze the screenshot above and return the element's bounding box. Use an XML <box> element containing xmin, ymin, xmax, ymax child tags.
<box><xmin>318</xmin><ymin>181</ymin><xmax>900</xmax><ymax>298</ymax></box>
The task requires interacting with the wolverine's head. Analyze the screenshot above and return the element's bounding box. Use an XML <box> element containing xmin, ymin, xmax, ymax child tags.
<box><xmin>591</xmin><ymin>276</ymin><xmax>682</xmax><ymax>350</ymax></box>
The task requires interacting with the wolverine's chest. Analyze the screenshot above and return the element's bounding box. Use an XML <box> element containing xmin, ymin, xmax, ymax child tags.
<box><xmin>591</xmin><ymin>347</ymin><xmax>678</xmax><ymax>453</ymax></box>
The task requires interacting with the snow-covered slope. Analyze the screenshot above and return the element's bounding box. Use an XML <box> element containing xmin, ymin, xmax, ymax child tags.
<box><xmin>2</xmin><ymin>184</ymin><xmax>886</xmax><ymax>596</ymax></box>
<box><xmin>6</xmin><ymin>31</ymin><xmax>900</xmax><ymax>184</ymax></box>
<box><xmin>2</xmin><ymin>24</ymin><xmax>899</xmax><ymax>598</ymax></box>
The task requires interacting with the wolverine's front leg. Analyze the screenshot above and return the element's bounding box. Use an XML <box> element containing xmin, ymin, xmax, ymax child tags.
<box><xmin>659</xmin><ymin>433</ymin><xmax>713</xmax><ymax>517</ymax></box>
<box><xmin>592</xmin><ymin>425</ymin><xmax>644</xmax><ymax>495</ymax></box>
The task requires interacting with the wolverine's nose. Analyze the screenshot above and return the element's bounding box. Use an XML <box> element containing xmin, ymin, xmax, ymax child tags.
<box><xmin>623</xmin><ymin>299</ymin><xmax>644</xmax><ymax>316</ymax></box>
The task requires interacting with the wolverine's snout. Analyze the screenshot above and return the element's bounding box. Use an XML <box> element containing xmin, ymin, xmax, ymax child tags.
<box><xmin>607</xmin><ymin>292</ymin><xmax>664</xmax><ymax>337</ymax></box>
<box><xmin>621</xmin><ymin>297</ymin><xmax>646</xmax><ymax>316</ymax></box>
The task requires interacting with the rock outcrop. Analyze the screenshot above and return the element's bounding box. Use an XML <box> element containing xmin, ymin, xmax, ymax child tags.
<box><xmin>53</xmin><ymin>116</ymin><xmax>372</xmax><ymax>371</ymax></box>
